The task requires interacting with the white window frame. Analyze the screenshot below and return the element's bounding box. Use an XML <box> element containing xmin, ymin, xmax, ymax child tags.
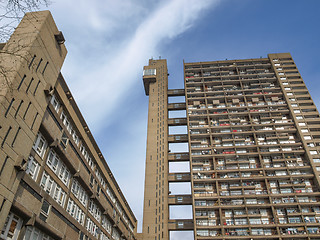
<box><xmin>47</xmin><ymin>150</ymin><xmax>59</xmax><ymax>173</ymax></box>
<box><xmin>26</xmin><ymin>156</ymin><xmax>40</xmax><ymax>181</ymax></box>
<box><xmin>33</xmin><ymin>133</ymin><xmax>47</xmax><ymax>158</ymax></box>
<box><xmin>0</xmin><ymin>212</ymin><xmax>22</xmax><ymax>240</ymax></box>
<box><xmin>50</xmin><ymin>95</ymin><xmax>60</xmax><ymax>113</ymax></box>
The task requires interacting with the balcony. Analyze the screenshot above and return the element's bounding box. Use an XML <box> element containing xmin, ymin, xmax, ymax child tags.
<box><xmin>168</xmin><ymin>219</ymin><xmax>194</xmax><ymax>231</ymax></box>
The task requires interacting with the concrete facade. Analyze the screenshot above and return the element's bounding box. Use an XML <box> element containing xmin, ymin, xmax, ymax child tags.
<box><xmin>142</xmin><ymin>53</ymin><xmax>320</xmax><ymax>239</ymax></box>
<box><xmin>0</xmin><ymin>11</ymin><xmax>137</xmax><ymax>240</ymax></box>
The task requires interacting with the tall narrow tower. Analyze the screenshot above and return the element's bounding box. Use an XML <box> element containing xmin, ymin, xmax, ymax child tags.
<box><xmin>142</xmin><ymin>59</ymin><xmax>192</xmax><ymax>240</ymax></box>
<box><xmin>142</xmin><ymin>59</ymin><xmax>170</xmax><ymax>240</ymax></box>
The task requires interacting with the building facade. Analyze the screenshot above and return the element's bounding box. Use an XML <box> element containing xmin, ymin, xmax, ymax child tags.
<box><xmin>0</xmin><ymin>11</ymin><xmax>137</xmax><ymax>240</ymax></box>
<box><xmin>142</xmin><ymin>53</ymin><xmax>320</xmax><ymax>239</ymax></box>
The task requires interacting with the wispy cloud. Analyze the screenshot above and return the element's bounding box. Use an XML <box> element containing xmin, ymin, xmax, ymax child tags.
<box><xmin>58</xmin><ymin>0</ymin><xmax>220</xmax><ymax>130</ymax></box>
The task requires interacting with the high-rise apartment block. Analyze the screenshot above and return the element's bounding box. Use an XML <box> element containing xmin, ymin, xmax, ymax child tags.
<box><xmin>0</xmin><ymin>11</ymin><xmax>137</xmax><ymax>240</ymax></box>
<box><xmin>142</xmin><ymin>53</ymin><xmax>320</xmax><ymax>239</ymax></box>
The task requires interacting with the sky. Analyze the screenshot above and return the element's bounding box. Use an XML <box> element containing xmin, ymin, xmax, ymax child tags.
<box><xmin>28</xmin><ymin>0</ymin><xmax>320</xmax><ymax>238</ymax></box>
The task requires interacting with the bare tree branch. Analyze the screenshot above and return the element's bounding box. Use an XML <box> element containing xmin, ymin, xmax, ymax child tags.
<box><xmin>0</xmin><ymin>0</ymin><xmax>51</xmax><ymax>94</ymax></box>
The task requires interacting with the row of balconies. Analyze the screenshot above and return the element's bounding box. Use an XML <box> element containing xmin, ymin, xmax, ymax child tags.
<box><xmin>191</xmin><ymin>147</ymin><xmax>304</xmax><ymax>156</ymax></box>
<box><xmin>187</xmin><ymin>84</ymin><xmax>279</xmax><ymax>92</ymax></box>
<box><xmin>168</xmin><ymin>169</ymin><xmax>314</xmax><ymax>183</ymax></box>
<box><xmin>195</xmin><ymin>228</ymin><xmax>320</xmax><ymax>238</ymax></box>
<box><xmin>192</xmin><ymin>170</ymin><xmax>314</xmax><ymax>181</ymax></box>
<box><xmin>185</xmin><ymin>70</ymin><xmax>275</xmax><ymax>79</ymax></box>
<box><xmin>195</xmin><ymin>196</ymin><xmax>320</xmax><ymax>208</ymax></box>
<box><xmin>188</xmin><ymin>91</ymin><xmax>282</xmax><ymax>99</ymax></box>
<box><xmin>184</xmin><ymin>61</ymin><xmax>271</xmax><ymax>70</ymax></box>
<box><xmin>190</xmin><ymin>120</ymin><xmax>294</xmax><ymax>128</ymax></box>
<box><xmin>188</xmin><ymin>103</ymin><xmax>287</xmax><ymax>112</ymax></box>
<box><xmin>185</xmin><ymin>63</ymin><xmax>271</xmax><ymax>72</ymax></box>
<box><xmin>190</xmin><ymin>127</ymin><xmax>297</xmax><ymax>136</ymax></box>
<box><xmin>186</xmin><ymin>77</ymin><xmax>278</xmax><ymax>87</ymax></box>
<box><xmin>186</xmin><ymin>83</ymin><xmax>278</xmax><ymax>92</ymax></box>
<box><xmin>189</xmin><ymin>109</ymin><xmax>290</xmax><ymax>117</ymax></box>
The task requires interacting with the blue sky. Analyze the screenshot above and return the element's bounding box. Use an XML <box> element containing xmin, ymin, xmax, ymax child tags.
<box><xmin>39</xmin><ymin>0</ymin><xmax>320</xmax><ymax>237</ymax></box>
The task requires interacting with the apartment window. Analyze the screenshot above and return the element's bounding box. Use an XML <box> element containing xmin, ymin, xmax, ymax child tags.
<box><xmin>304</xmin><ymin>136</ymin><xmax>312</xmax><ymax>140</ymax></box>
<box><xmin>39</xmin><ymin>200</ymin><xmax>50</xmax><ymax>222</ymax></box>
<box><xmin>86</xmin><ymin>217</ymin><xmax>98</xmax><ymax>238</ymax></box>
<box><xmin>293</xmin><ymin>110</ymin><xmax>301</xmax><ymax>113</ymax></box>
<box><xmin>71</xmin><ymin>179</ymin><xmax>88</xmax><ymax>207</ymax></box>
<box><xmin>60</xmin><ymin>112</ymin><xmax>70</xmax><ymax>129</ymax></box>
<box><xmin>59</xmin><ymin>163</ymin><xmax>70</xmax><ymax>186</ymax></box>
<box><xmin>310</xmin><ymin>150</ymin><xmax>318</xmax><ymax>155</ymax></box>
<box><xmin>40</xmin><ymin>171</ymin><xmax>66</xmax><ymax>207</ymax></box>
<box><xmin>314</xmin><ymin>159</ymin><xmax>320</xmax><ymax>163</ymax></box>
<box><xmin>40</xmin><ymin>172</ymin><xmax>53</xmax><ymax>193</ymax></box>
<box><xmin>296</xmin><ymin>115</ymin><xmax>303</xmax><ymax>120</ymax></box>
<box><xmin>111</xmin><ymin>228</ymin><xmax>120</xmax><ymax>240</ymax></box>
<box><xmin>26</xmin><ymin>156</ymin><xmax>40</xmax><ymax>181</ymax></box>
<box><xmin>90</xmin><ymin>175</ymin><xmax>94</xmax><ymax>188</ymax></box>
<box><xmin>66</xmin><ymin>198</ymin><xmax>85</xmax><ymax>225</ymax></box>
<box><xmin>47</xmin><ymin>150</ymin><xmax>59</xmax><ymax>172</ymax></box>
<box><xmin>102</xmin><ymin>216</ymin><xmax>112</xmax><ymax>233</ymax></box>
<box><xmin>61</xmin><ymin>132</ymin><xmax>69</xmax><ymax>148</ymax></box>
<box><xmin>47</xmin><ymin>149</ymin><xmax>70</xmax><ymax>186</ymax></box>
<box><xmin>53</xmin><ymin>185</ymin><xmax>66</xmax><ymax>206</ymax></box>
<box><xmin>88</xmin><ymin>200</ymin><xmax>101</xmax><ymax>222</ymax></box>
<box><xmin>50</xmin><ymin>95</ymin><xmax>60</xmax><ymax>113</ymax></box>
<box><xmin>0</xmin><ymin>212</ymin><xmax>22</xmax><ymax>240</ymax></box>
<box><xmin>33</xmin><ymin>133</ymin><xmax>47</xmax><ymax>158</ymax></box>
<box><xmin>301</xmin><ymin>129</ymin><xmax>309</xmax><ymax>133</ymax></box>
<box><xmin>33</xmin><ymin>80</ymin><xmax>41</xmax><ymax>95</ymax></box>
<box><xmin>288</xmin><ymin>217</ymin><xmax>301</xmax><ymax>223</ymax></box>
<box><xmin>299</xmin><ymin>122</ymin><xmax>306</xmax><ymax>126</ymax></box>
<box><xmin>24</xmin><ymin>226</ymin><xmax>54</xmax><ymax>240</ymax></box>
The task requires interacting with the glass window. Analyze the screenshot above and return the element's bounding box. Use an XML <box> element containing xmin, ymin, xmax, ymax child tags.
<box><xmin>0</xmin><ymin>213</ymin><xmax>22</xmax><ymax>240</ymax></box>
<box><xmin>50</xmin><ymin>95</ymin><xmax>60</xmax><ymax>113</ymax></box>
<box><xmin>33</xmin><ymin>133</ymin><xmax>47</xmax><ymax>158</ymax></box>
<box><xmin>143</xmin><ymin>69</ymin><xmax>156</xmax><ymax>76</ymax></box>
<box><xmin>25</xmin><ymin>156</ymin><xmax>39</xmax><ymax>181</ymax></box>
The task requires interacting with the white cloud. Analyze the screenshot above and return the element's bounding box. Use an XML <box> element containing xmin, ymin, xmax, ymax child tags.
<box><xmin>60</xmin><ymin>0</ymin><xmax>220</xmax><ymax>130</ymax></box>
